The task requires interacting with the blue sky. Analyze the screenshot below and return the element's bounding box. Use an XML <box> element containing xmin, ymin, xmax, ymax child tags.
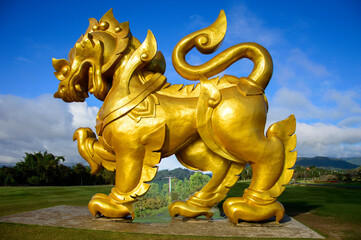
<box><xmin>0</xmin><ymin>0</ymin><xmax>360</xmax><ymax>169</ymax></box>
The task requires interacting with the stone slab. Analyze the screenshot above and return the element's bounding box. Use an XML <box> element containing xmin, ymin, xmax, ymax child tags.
<box><xmin>0</xmin><ymin>205</ymin><xmax>324</xmax><ymax>239</ymax></box>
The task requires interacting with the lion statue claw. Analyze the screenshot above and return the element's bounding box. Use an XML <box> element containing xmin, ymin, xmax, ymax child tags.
<box><xmin>53</xmin><ymin>9</ymin><xmax>296</xmax><ymax>224</ymax></box>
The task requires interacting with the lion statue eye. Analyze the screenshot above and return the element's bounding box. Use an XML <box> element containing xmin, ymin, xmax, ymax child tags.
<box><xmin>61</xmin><ymin>66</ymin><xmax>70</xmax><ymax>77</ymax></box>
<box><xmin>60</xmin><ymin>85</ymin><xmax>67</xmax><ymax>93</ymax></box>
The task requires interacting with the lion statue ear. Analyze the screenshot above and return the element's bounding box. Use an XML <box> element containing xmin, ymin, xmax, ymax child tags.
<box><xmin>144</xmin><ymin>51</ymin><xmax>166</xmax><ymax>74</ymax></box>
<box><xmin>88</xmin><ymin>10</ymin><xmax>131</xmax><ymax>73</ymax></box>
<box><xmin>68</xmin><ymin>9</ymin><xmax>131</xmax><ymax>74</ymax></box>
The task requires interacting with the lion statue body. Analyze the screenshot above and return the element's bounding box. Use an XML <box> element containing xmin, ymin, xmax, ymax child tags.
<box><xmin>53</xmin><ymin>9</ymin><xmax>296</xmax><ymax>224</ymax></box>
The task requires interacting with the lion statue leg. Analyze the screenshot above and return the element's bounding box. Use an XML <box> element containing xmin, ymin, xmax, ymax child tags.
<box><xmin>87</xmin><ymin>124</ymin><xmax>166</xmax><ymax>220</ymax></box>
<box><xmin>73</xmin><ymin>128</ymin><xmax>135</xmax><ymax>219</ymax></box>
<box><xmin>168</xmin><ymin>138</ymin><xmax>245</xmax><ymax>219</ymax></box>
<box><xmin>222</xmin><ymin>141</ymin><xmax>285</xmax><ymax>223</ymax></box>
<box><xmin>88</xmin><ymin>148</ymin><xmax>144</xmax><ymax>220</ymax></box>
<box><xmin>222</xmin><ymin>115</ymin><xmax>297</xmax><ymax>224</ymax></box>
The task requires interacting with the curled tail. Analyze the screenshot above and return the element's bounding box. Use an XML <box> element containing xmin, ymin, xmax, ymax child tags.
<box><xmin>172</xmin><ymin>10</ymin><xmax>273</xmax><ymax>91</ymax></box>
<box><xmin>266</xmin><ymin>115</ymin><xmax>297</xmax><ymax>197</ymax></box>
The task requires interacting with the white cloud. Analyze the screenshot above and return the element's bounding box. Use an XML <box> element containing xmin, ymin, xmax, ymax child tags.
<box><xmin>0</xmin><ymin>94</ymin><xmax>98</xmax><ymax>164</ymax></box>
<box><xmin>268</xmin><ymin>87</ymin><xmax>361</xmax><ymax>123</ymax></box>
<box><xmin>287</xmin><ymin>48</ymin><xmax>330</xmax><ymax>77</ymax></box>
<box><xmin>272</xmin><ymin>48</ymin><xmax>333</xmax><ymax>93</ymax></box>
<box><xmin>338</xmin><ymin>117</ymin><xmax>361</xmax><ymax>128</ymax></box>
<box><xmin>296</xmin><ymin>122</ymin><xmax>361</xmax><ymax>158</ymax></box>
<box><xmin>158</xmin><ymin>155</ymin><xmax>185</xmax><ymax>170</ymax></box>
<box><xmin>226</xmin><ymin>4</ymin><xmax>284</xmax><ymax>47</ymax></box>
<box><xmin>266</xmin><ymin>87</ymin><xmax>361</xmax><ymax>158</ymax></box>
<box><xmin>69</xmin><ymin>102</ymin><xmax>98</xmax><ymax>132</ymax></box>
<box><xmin>0</xmin><ymin>155</ymin><xmax>17</xmax><ymax>164</ymax></box>
<box><xmin>325</xmin><ymin>89</ymin><xmax>361</xmax><ymax>116</ymax></box>
<box><xmin>267</xmin><ymin>88</ymin><xmax>326</xmax><ymax>122</ymax></box>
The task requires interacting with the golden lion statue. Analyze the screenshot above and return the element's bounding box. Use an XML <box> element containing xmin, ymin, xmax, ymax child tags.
<box><xmin>53</xmin><ymin>9</ymin><xmax>296</xmax><ymax>224</ymax></box>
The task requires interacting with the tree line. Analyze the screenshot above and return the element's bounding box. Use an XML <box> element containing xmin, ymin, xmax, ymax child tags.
<box><xmin>2</xmin><ymin>152</ymin><xmax>360</xmax><ymax>187</ymax></box>
<box><xmin>292</xmin><ymin>165</ymin><xmax>361</xmax><ymax>183</ymax></box>
<box><xmin>0</xmin><ymin>151</ymin><xmax>115</xmax><ymax>186</ymax></box>
<box><xmin>0</xmin><ymin>151</ymin><xmax>209</xmax><ymax>188</ymax></box>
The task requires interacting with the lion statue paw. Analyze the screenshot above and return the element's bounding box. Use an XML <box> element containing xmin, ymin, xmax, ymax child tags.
<box><xmin>88</xmin><ymin>193</ymin><xmax>135</xmax><ymax>220</ymax></box>
<box><xmin>169</xmin><ymin>200</ymin><xmax>213</xmax><ymax>219</ymax></box>
<box><xmin>223</xmin><ymin>197</ymin><xmax>285</xmax><ymax>224</ymax></box>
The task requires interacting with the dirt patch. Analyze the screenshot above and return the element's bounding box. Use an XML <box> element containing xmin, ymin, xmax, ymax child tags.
<box><xmin>294</xmin><ymin>213</ymin><xmax>361</xmax><ymax>240</ymax></box>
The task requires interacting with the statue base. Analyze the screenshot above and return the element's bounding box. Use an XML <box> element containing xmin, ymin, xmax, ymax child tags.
<box><xmin>0</xmin><ymin>205</ymin><xmax>324</xmax><ymax>239</ymax></box>
<box><xmin>93</xmin><ymin>216</ymin><xmax>133</xmax><ymax>223</ymax></box>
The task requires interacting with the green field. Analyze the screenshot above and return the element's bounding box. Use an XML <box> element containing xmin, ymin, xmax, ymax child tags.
<box><xmin>1</xmin><ymin>183</ymin><xmax>361</xmax><ymax>239</ymax></box>
<box><xmin>221</xmin><ymin>182</ymin><xmax>361</xmax><ymax>224</ymax></box>
<box><xmin>0</xmin><ymin>185</ymin><xmax>113</xmax><ymax>217</ymax></box>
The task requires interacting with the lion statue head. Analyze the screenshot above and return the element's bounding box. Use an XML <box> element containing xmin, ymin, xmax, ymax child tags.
<box><xmin>52</xmin><ymin>9</ymin><xmax>131</xmax><ymax>102</ymax></box>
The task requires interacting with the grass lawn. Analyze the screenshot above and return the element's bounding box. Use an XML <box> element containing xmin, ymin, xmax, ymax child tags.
<box><xmin>0</xmin><ymin>185</ymin><xmax>113</xmax><ymax>217</ymax></box>
<box><xmin>221</xmin><ymin>182</ymin><xmax>361</xmax><ymax>239</ymax></box>
<box><xmin>0</xmin><ymin>222</ymin><xmax>247</xmax><ymax>240</ymax></box>
<box><xmin>223</xmin><ymin>182</ymin><xmax>361</xmax><ymax>224</ymax></box>
<box><xmin>280</xmin><ymin>184</ymin><xmax>361</xmax><ymax>223</ymax></box>
<box><xmin>1</xmin><ymin>184</ymin><xmax>361</xmax><ymax>239</ymax></box>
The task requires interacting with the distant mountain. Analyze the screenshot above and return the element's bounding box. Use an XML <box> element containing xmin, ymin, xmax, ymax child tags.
<box><xmin>345</xmin><ymin>157</ymin><xmax>361</xmax><ymax>166</ymax></box>
<box><xmin>2</xmin><ymin>156</ymin><xmax>360</xmax><ymax>171</ymax></box>
<box><xmin>296</xmin><ymin>156</ymin><xmax>359</xmax><ymax>169</ymax></box>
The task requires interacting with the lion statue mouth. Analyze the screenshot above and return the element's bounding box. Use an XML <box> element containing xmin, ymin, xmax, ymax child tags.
<box><xmin>53</xmin><ymin>59</ymin><xmax>91</xmax><ymax>102</ymax></box>
<box><xmin>53</xmin><ymin>35</ymin><xmax>114</xmax><ymax>102</ymax></box>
